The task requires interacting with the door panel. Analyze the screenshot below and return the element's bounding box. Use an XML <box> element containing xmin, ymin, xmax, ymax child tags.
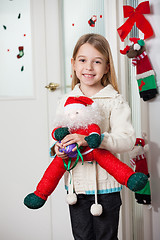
<box><xmin>0</xmin><ymin>0</ymin><xmax>132</xmax><ymax>239</ymax></box>
<box><xmin>44</xmin><ymin>0</ymin><xmax>74</xmax><ymax>239</ymax></box>
<box><xmin>0</xmin><ymin>1</ymin><xmax>53</xmax><ymax>239</ymax></box>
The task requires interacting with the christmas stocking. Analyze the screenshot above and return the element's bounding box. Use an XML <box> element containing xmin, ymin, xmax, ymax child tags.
<box><xmin>129</xmin><ymin>138</ymin><xmax>151</xmax><ymax>205</ymax></box>
<box><xmin>17</xmin><ymin>46</ymin><xmax>24</xmax><ymax>59</ymax></box>
<box><xmin>120</xmin><ymin>38</ymin><xmax>157</xmax><ymax>101</ymax></box>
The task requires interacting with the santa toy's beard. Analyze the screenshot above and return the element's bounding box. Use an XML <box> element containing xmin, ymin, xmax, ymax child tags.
<box><xmin>53</xmin><ymin>105</ymin><xmax>103</xmax><ymax>130</ymax></box>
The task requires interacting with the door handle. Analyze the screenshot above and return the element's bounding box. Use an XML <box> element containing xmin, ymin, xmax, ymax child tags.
<box><xmin>45</xmin><ymin>82</ymin><xmax>60</xmax><ymax>92</ymax></box>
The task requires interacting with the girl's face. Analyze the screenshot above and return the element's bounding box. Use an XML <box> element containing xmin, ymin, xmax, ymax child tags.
<box><xmin>72</xmin><ymin>43</ymin><xmax>109</xmax><ymax>88</ymax></box>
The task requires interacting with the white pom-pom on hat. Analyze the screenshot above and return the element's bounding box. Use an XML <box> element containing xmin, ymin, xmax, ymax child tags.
<box><xmin>133</xmin><ymin>43</ymin><xmax>141</xmax><ymax>51</ymax></box>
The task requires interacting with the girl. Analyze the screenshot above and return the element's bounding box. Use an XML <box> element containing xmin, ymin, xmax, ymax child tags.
<box><xmin>55</xmin><ymin>34</ymin><xmax>135</xmax><ymax>240</ymax></box>
<box><xmin>25</xmin><ymin>34</ymin><xmax>136</xmax><ymax>239</ymax></box>
<box><xmin>53</xmin><ymin>33</ymin><xmax>135</xmax><ymax>239</ymax></box>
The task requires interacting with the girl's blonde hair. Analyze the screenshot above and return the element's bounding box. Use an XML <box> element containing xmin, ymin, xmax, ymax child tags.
<box><xmin>71</xmin><ymin>33</ymin><xmax>119</xmax><ymax>92</ymax></box>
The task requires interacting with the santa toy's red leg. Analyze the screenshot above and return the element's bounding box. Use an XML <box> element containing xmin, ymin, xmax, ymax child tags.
<box><xmin>24</xmin><ymin>156</ymin><xmax>66</xmax><ymax>209</ymax></box>
<box><xmin>92</xmin><ymin>148</ymin><xmax>148</xmax><ymax>191</ymax></box>
<box><xmin>34</xmin><ymin>156</ymin><xmax>66</xmax><ymax>199</ymax></box>
<box><xmin>93</xmin><ymin>149</ymin><xmax>133</xmax><ymax>185</ymax></box>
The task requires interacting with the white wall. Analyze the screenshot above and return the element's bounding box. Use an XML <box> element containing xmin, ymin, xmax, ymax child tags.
<box><xmin>144</xmin><ymin>1</ymin><xmax>160</xmax><ymax>240</ymax></box>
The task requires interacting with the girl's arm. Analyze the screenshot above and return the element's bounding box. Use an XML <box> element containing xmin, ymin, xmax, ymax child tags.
<box><xmin>99</xmin><ymin>98</ymin><xmax>135</xmax><ymax>154</ymax></box>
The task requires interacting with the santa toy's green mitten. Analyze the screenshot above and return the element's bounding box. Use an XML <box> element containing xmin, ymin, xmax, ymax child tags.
<box><xmin>85</xmin><ymin>134</ymin><xmax>101</xmax><ymax>148</ymax></box>
<box><xmin>54</xmin><ymin>127</ymin><xmax>70</xmax><ymax>141</ymax></box>
<box><xmin>127</xmin><ymin>172</ymin><xmax>148</xmax><ymax>192</ymax></box>
<box><xmin>24</xmin><ymin>193</ymin><xmax>46</xmax><ymax>209</ymax></box>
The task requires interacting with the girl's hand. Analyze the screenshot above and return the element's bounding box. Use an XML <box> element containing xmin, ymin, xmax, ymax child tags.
<box><xmin>61</xmin><ymin>134</ymin><xmax>88</xmax><ymax>152</ymax></box>
<box><xmin>54</xmin><ymin>141</ymin><xmax>68</xmax><ymax>159</ymax></box>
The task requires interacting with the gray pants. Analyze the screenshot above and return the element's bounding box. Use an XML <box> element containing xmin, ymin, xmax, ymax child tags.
<box><xmin>69</xmin><ymin>192</ymin><xmax>122</xmax><ymax>240</ymax></box>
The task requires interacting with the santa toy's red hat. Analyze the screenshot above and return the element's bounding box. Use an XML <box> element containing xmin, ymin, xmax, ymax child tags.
<box><xmin>64</xmin><ymin>96</ymin><xmax>94</xmax><ymax>110</ymax></box>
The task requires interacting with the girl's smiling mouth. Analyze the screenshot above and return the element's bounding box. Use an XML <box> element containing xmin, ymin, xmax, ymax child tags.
<box><xmin>83</xmin><ymin>74</ymin><xmax>96</xmax><ymax>78</ymax></box>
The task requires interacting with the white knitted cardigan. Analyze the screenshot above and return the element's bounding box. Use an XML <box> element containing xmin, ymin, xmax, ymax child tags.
<box><xmin>52</xmin><ymin>83</ymin><xmax>135</xmax><ymax>196</ymax></box>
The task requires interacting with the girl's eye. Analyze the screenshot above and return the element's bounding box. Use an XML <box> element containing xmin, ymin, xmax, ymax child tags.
<box><xmin>95</xmin><ymin>61</ymin><xmax>101</xmax><ymax>64</ymax></box>
<box><xmin>79</xmin><ymin>59</ymin><xmax>85</xmax><ymax>62</ymax></box>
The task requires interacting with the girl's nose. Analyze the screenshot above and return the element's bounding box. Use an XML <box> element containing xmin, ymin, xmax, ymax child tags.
<box><xmin>86</xmin><ymin>61</ymin><xmax>93</xmax><ymax>70</ymax></box>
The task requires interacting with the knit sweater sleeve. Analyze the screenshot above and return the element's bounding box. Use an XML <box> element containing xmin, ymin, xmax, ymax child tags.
<box><xmin>99</xmin><ymin>96</ymin><xmax>136</xmax><ymax>154</ymax></box>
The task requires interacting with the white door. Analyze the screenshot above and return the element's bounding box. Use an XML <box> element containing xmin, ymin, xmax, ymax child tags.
<box><xmin>0</xmin><ymin>0</ymin><xmax>73</xmax><ymax>239</ymax></box>
<box><xmin>0</xmin><ymin>0</ymin><xmax>133</xmax><ymax>239</ymax></box>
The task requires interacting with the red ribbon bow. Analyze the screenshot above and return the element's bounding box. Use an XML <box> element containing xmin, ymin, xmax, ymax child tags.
<box><xmin>117</xmin><ymin>1</ymin><xmax>154</xmax><ymax>42</ymax></box>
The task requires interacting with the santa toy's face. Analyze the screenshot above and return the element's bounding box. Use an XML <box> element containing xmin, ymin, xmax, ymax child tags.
<box><xmin>63</xmin><ymin>104</ymin><xmax>99</xmax><ymax>129</ymax></box>
<box><xmin>64</xmin><ymin>107</ymin><xmax>85</xmax><ymax>121</ymax></box>
<box><xmin>54</xmin><ymin>101</ymin><xmax>103</xmax><ymax>130</ymax></box>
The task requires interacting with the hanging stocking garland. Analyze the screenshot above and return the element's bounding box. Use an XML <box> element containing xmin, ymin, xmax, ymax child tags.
<box><xmin>120</xmin><ymin>38</ymin><xmax>157</xmax><ymax>101</ymax></box>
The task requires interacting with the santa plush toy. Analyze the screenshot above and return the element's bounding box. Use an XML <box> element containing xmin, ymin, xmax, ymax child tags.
<box><xmin>129</xmin><ymin>138</ymin><xmax>151</xmax><ymax>205</ymax></box>
<box><xmin>24</xmin><ymin>96</ymin><xmax>148</xmax><ymax>216</ymax></box>
<box><xmin>120</xmin><ymin>38</ymin><xmax>157</xmax><ymax>101</ymax></box>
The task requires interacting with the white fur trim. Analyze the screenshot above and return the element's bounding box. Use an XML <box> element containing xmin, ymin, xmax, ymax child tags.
<box><xmin>89</xmin><ymin>132</ymin><xmax>100</xmax><ymax>136</ymax></box>
<box><xmin>90</xmin><ymin>204</ymin><xmax>103</xmax><ymax>216</ymax></box>
<box><xmin>136</xmin><ymin>70</ymin><xmax>155</xmax><ymax>80</ymax></box>
<box><xmin>53</xmin><ymin>104</ymin><xmax>103</xmax><ymax>130</ymax></box>
<box><xmin>64</xmin><ymin>103</ymin><xmax>85</xmax><ymax>111</ymax></box>
<box><xmin>82</xmin><ymin>148</ymin><xmax>94</xmax><ymax>155</ymax></box>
